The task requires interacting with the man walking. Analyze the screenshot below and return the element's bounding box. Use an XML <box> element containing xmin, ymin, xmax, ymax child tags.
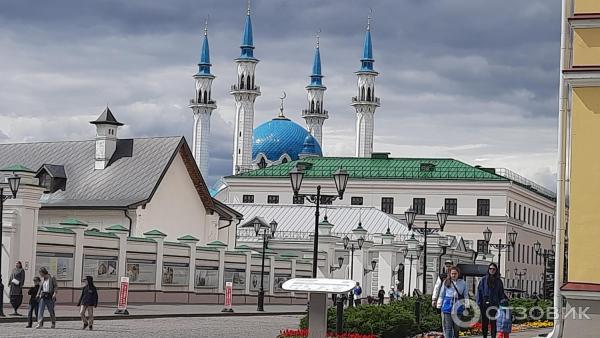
<box><xmin>353</xmin><ymin>282</ymin><xmax>362</xmax><ymax>306</ymax></box>
<box><xmin>377</xmin><ymin>286</ymin><xmax>385</xmax><ymax>305</ymax></box>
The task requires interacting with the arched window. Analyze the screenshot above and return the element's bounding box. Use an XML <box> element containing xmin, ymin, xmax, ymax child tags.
<box><xmin>258</xmin><ymin>157</ymin><xmax>267</xmax><ymax>169</ymax></box>
<box><xmin>361</xmin><ymin>86</ymin><xmax>365</xmax><ymax>101</ymax></box>
<box><xmin>316</xmin><ymin>101</ymin><xmax>320</xmax><ymax>113</ymax></box>
<box><xmin>246</xmin><ymin>75</ymin><xmax>251</xmax><ymax>90</ymax></box>
<box><xmin>240</xmin><ymin>75</ymin><xmax>245</xmax><ymax>89</ymax></box>
<box><xmin>311</xmin><ymin>100</ymin><xmax>315</xmax><ymax>112</ymax></box>
<box><xmin>251</xmin><ymin>75</ymin><xmax>255</xmax><ymax>90</ymax></box>
<box><xmin>281</xmin><ymin>158</ymin><xmax>288</xmax><ymax>164</ymax></box>
<box><xmin>208</xmin><ymin>90</ymin><xmax>211</xmax><ymax>101</ymax></box>
<box><xmin>203</xmin><ymin>90</ymin><xmax>208</xmax><ymax>103</ymax></box>
<box><xmin>367</xmin><ymin>87</ymin><xmax>371</xmax><ymax>101</ymax></box>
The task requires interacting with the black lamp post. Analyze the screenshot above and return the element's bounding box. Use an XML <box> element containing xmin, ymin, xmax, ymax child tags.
<box><xmin>404</xmin><ymin>206</ymin><xmax>449</xmax><ymax>294</ymax></box>
<box><xmin>0</xmin><ymin>173</ymin><xmax>21</xmax><ymax>318</ymax></box>
<box><xmin>342</xmin><ymin>234</ymin><xmax>365</xmax><ymax>280</ymax></box>
<box><xmin>330</xmin><ymin>256</ymin><xmax>345</xmax><ymax>274</ymax></box>
<box><xmin>534</xmin><ymin>241</ymin><xmax>554</xmax><ymax>299</ymax></box>
<box><xmin>254</xmin><ymin>219</ymin><xmax>277</xmax><ymax>312</ymax></box>
<box><xmin>290</xmin><ymin>166</ymin><xmax>349</xmax><ymax>278</ymax></box>
<box><xmin>514</xmin><ymin>268</ymin><xmax>527</xmax><ymax>291</ymax></box>
<box><xmin>483</xmin><ymin>227</ymin><xmax>517</xmax><ymax>273</ymax></box>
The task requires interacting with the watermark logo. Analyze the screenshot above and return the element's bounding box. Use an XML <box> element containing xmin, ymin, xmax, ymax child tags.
<box><xmin>450</xmin><ymin>299</ymin><xmax>481</xmax><ymax>328</ymax></box>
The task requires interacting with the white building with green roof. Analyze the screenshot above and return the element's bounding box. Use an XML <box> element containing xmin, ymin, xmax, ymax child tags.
<box><xmin>216</xmin><ymin>153</ymin><xmax>556</xmax><ymax>295</ymax></box>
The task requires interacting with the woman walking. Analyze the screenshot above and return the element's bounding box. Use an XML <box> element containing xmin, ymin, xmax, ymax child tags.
<box><xmin>9</xmin><ymin>261</ymin><xmax>25</xmax><ymax>316</ymax></box>
<box><xmin>78</xmin><ymin>276</ymin><xmax>98</xmax><ymax>330</ymax></box>
<box><xmin>476</xmin><ymin>263</ymin><xmax>507</xmax><ymax>338</ymax></box>
<box><xmin>35</xmin><ymin>267</ymin><xmax>58</xmax><ymax>329</ymax></box>
<box><xmin>439</xmin><ymin>266</ymin><xmax>468</xmax><ymax>338</ymax></box>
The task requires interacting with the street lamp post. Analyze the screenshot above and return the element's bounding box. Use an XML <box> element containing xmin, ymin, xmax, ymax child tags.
<box><xmin>343</xmin><ymin>234</ymin><xmax>364</xmax><ymax>280</ymax></box>
<box><xmin>0</xmin><ymin>173</ymin><xmax>21</xmax><ymax>317</ymax></box>
<box><xmin>404</xmin><ymin>207</ymin><xmax>449</xmax><ymax>294</ymax></box>
<box><xmin>534</xmin><ymin>241</ymin><xmax>554</xmax><ymax>299</ymax></box>
<box><xmin>289</xmin><ymin>167</ymin><xmax>349</xmax><ymax>278</ymax></box>
<box><xmin>514</xmin><ymin>268</ymin><xmax>527</xmax><ymax>291</ymax></box>
<box><xmin>483</xmin><ymin>227</ymin><xmax>518</xmax><ymax>273</ymax></box>
<box><xmin>254</xmin><ymin>219</ymin><xmax>278</xmax><ymax>312</ymax></box>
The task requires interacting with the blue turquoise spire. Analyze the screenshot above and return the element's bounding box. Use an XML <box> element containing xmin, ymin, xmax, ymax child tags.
<box><xmin>239</xmin><ymin>3</ymin><xmax>255</xmax><ymax>59</ymax></box>
<box><xmin>197</xmin><ymin>21</ymin><xmax>212</xmax><ymax>75</ymax></box>
<box><xmin>360</xmin><ymin>15</ymin><xmax>374</xmax><ymax>72</ymax></box>
<box><xmin>308</xmin><ymin>33</ymin><xmax>324</xmax><ymax>87</ymax></box>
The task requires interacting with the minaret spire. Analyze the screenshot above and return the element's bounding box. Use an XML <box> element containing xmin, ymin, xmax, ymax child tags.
<box><xmin>352</xmin><ymin>13</ymin><xmax>380</xmax><ymax>158</ymax></box>
<box><xmin>302</xmin><ymin>29</ymin><xmax>328</xmax><ymax>150</ymax></box>
<box><xmin>231</xmin><ymin>4</ymin><xmax>261</xmax><ymax>174</ymax></box>
<box><xmin>189</xmin><ymin>17</ymin><xmax>217</xmax><ymax>176</ymax></box>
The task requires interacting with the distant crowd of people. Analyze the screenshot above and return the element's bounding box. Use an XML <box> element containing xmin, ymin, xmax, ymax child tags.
<box><xmin>2</xmin><ymin>261</ymin><xmax>99</xmax><ymax>330</ymax></box>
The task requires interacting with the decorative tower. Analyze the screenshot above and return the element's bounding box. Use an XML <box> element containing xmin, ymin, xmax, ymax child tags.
<box><xmin>352</xmin><ymin>15</ymin><xmax>380</xmax><ymax>158</ymax></box>
<box><xmin>231</xmin><ymin>4</ymin><xmax>261</xmax><ymax>174</ymax></box>
<box><xmin>189</xmin><ymin>20</ymin><xmax>216</xmax><ymax>176</ymax></box>
<box><xmin>302</xmin><ymin>32</ymin><xmax>328</xmax><ymax>148</ymax></box>
<box><xmin>90</xmin><ymin>106</ymin><xmax>123</xmax><ymax>170</ymax></box>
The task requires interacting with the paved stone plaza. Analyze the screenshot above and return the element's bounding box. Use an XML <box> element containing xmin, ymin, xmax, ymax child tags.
<box><xmin>0</xmin><ymin>315</ymin><xmax>302</xmax><ymax>338</ymax></box>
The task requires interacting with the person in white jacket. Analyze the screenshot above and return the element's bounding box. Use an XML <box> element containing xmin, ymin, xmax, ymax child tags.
<box><xmin>432</xmin><ymin>260</ymin><xmax>454</xmax><ymax>309</ymax></box>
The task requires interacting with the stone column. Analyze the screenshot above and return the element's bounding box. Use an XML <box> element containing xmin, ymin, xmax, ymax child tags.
<box><xmin>268</xmin><ymin>256</ymin><xmax>276</xmax><ymax>295</ymax></box>
<box><xmin>178</xmin><ymin>235</ymin><xmax>200</xmax><ymax>292</ymax></box>
<box><xmin>244</xmin><ymin>251</ymin><xmax>252</xmax><ymax>295</ymax></box>
<box><xmin>375</xmin><ymin>230</ymin><xmax>396</xmax><ymax>297</ymax></box>
<box><xmin>315</xmin><ymin>217</ymin><xmax>337</xmax><ymax>278</ymax></box>
<box><xmin>0</xmin><ymin>167</ymin><xmax>44</xmax><ymax>299</ymax></box>
<box><xmin>144</xmin><ymin>230</ymin><xmax>167</xmax><ymax>291</ymax></box>
<box><xmin>60</xmin><ymin>219</ymin><xmax>89</xmax><ymax>288</ymax></box>
<box><xmin>404</xmin><ymin>235</ymin><xmax>420</xmax><ymax>296</ymax></box>
<box><xmin>351</xmin><ymin>225</ymin><xmax>368</xmax><ymax>287</ymax></box>
<box><xmin>106</xmin><ymin>225</ymin><xmax>130</xmax><ymax>281</ymax></box>
<box><xmin>217</xmin><ymin>248</ymin><xmax>225</xmax><ymax>293</ymax></box>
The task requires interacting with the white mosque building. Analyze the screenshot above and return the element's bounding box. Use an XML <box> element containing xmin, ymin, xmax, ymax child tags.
<box><xmin>190</xmin><ymin>5</ymin><xmax>379</xmax><ymax>177</ymax></box>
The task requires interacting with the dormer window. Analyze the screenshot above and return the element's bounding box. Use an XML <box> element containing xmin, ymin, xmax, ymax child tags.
<box><xmin>420</xmin><ymin>163</ymin><xmax>436</xmax><ymax>172</ymax></box>
<box><xmin>35</xmin><ymin>164</ymin><xmax>67</xmax><ymax>193</ymax></box>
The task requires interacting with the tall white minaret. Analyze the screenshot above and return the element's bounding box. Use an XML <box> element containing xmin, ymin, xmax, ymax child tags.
<box><xmin>302</xmin><ymin>32</ymin><xmax>328</xmax><ymax>148</ymax></box>
<box><xmin>352</xmin><ymin>15</ymin><xmax>380</xmax><ymax>158</ymax></box>
<box><xmin>231</xmin><ymin>4</ymin><xmax>261</xmax><ymax>174</ymax></box>
<box><xmin>189</xmin><ymin>21</ymin><xmax>216</xmax><ymax>176</ymax></box>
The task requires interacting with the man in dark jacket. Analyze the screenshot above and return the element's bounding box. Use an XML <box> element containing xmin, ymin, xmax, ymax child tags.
<box><xmin>26</xmin><ymin>277</ymin><xmax>41</xmax><ymax>328</ymax></box>
<box><xmin>78</xmin><ymin>276</ymin><xmax>98</xmax><ymax>330</ymax></box>
<box><xmin>377</xmin><ymin>286</ymin><xmax>385</xmax><ymax>305</ymax></box>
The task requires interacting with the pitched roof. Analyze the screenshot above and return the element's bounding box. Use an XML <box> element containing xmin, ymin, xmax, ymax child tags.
<box><xmin>231</xmin><ymin>156</ymin><xmax>506</xmax><ymax>181</ymax></box>
<box><xmin>231</xmin><ymin>204</ymin><xmax>409</xmax><ymax>243</ymax></box>
<box><xmin>90</xmin><ymin>106</ymin><xmax>123</xmax><ymax>126</ymax></box>
<box><xmin>0</xmin><ymin>136</ymin><xmax>214</xmax><ymax>210</ymax></box>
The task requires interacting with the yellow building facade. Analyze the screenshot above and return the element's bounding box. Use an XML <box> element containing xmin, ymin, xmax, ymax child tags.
<box><xmin>559</xmin><ymin>0</ymin><xmax>600</xmax><ymax>336</ymax></box>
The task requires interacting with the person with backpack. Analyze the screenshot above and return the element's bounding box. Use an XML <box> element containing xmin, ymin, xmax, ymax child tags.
<box><xmin>477</xmin><ymin>263</ymin><xmax>507</xmax><ymax>338</ymax></box>
<box><xmin>353</xmin><ymin>282</ymin><xmax>362</xmax><ymax>306</ymax></box>
<box><xmin>496</xmin><ymin>298</ymin><xmax>512</xmax><ymax>338</ymax></box>
<box><xmin>77</xmin><ymin>276</ymin><xmax>99</xmax><ymax>330</ymax></box>
<box><xmin>439</xmin><ymin>266</ymin><xmax>468</xmax><ymax>338</ymax></box>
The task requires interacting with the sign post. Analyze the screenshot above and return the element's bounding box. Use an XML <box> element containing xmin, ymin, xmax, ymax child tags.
<box><xmin>115</xmin><ymin>276</ymin><xmax>130</xmax><ymax>315</ymax></box>
<box><xmin>221</xmin><ymin>281</ymin><xmax>234</xmax><ymax>313</ymax></box>
<box><xmin>283</xmin><ymin>278</ymin><xmax>355</xmax><ymax>338</ymax></box>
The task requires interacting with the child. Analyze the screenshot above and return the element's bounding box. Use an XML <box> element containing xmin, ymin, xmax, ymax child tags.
<box><xmin>26</xmin><ymin>277</ymin><xmax>41</xmax><ymax>328</ymax></box>
<box><xmin>496</xmin><ymin>299</ymin><xmax>512</xmax><ymax>338</ymax></box>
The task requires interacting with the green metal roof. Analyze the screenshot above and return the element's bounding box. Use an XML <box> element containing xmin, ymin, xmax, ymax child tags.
<box><xmin>0</xmin><ymin>164</ymin><xmax>35</xmax><ymax>172</ymax></box>
<box><xmin>38</xmin><ymin>226</ymin><xmax>75</xmax><ymax>234</ymax></box>
<box><xmin>206</xmin><ymin>240</ymin><xmax>227</xmax><ymax>247</ymax></box>
<box><xmin>231</xmin><ymin>157</ymin><xmax>506</xmax><ymax>181</ymax></box>
<box><xmin>84</xmin><ymin>230</ymin><xmax>118</xmax><ymax>238</ymax></box>
<box><xmin>105</xmin><ymin>224</ymin><xmax>128</xmax><ymax>232</ymax></box>
<box><xmin>177</xmin><ymin>235</ymin><xmax>199</xmax><ymax>242</ymax></box>
<box><xmin>59</xmin><ymin>218</ymin><xmax>88</xmax><ymax>227</ymax></box>
<box><xmin>143</xmin><ymin>229</ymin><xmax>167</xmax><ymax>237</ymax></box>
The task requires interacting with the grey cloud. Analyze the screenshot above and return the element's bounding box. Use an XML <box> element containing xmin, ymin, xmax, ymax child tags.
<box><xmin>0</xmin><ymin>0</ymin><xmax>560</xmax><ymax>188</ymax></box>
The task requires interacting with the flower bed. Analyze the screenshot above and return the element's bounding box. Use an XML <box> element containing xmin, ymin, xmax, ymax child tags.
<box><xmin>278</xmin><ymin>329</ymin><xmax>377</xmax><ymax>338</ymax></box>
<box><xmin>459</xmin><ymin>321</ymin><xmax>553</xmax><ymax>336</ymax></box>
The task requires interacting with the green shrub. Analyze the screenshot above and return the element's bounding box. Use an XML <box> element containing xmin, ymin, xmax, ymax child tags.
<box><xmin>299</xmin><ymin>296</ymin><xmax>441</xmax><ymax>338</ymax></box>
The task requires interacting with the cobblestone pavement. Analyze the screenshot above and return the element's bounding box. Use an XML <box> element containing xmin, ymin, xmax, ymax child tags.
<box><xmin>0</xmin><ymin>315</ymin><xmax>302</xmax><ymax>338</ymax></box>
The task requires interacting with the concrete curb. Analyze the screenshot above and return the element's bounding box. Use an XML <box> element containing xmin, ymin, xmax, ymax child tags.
<box><xmin>0</xmin><ymin>311</ymin><xmax>306</xmax><ymax>323</ymax></box>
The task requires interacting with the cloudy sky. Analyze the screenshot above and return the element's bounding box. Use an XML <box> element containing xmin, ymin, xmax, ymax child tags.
<box><xmin>0</xmin><ymin>0</ymin><xmax>560</xmax><ymax>188</ymax></box>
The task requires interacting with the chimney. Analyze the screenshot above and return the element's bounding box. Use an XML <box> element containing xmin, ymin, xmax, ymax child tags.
<box><xmin>90</xmin><ymin>106</ymin><xmax>123</xmax><ymax>170</ymax></box>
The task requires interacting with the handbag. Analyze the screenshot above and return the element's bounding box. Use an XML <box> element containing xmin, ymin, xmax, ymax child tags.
<box><xmin>452</xmin><ymin>282</ymin><xmax>465</xmax><ymax>315</ymax></box>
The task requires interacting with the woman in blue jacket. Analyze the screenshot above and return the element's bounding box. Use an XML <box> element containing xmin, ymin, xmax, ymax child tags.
<box><xmin>476</xmin><ymin>263</ymin><xmax>507</xmax><ymax>338</ymax></box>
<box><xmin>439</xmin><ymin>266</ymin><xmax>468</xmax><ymax>338</ymax></box>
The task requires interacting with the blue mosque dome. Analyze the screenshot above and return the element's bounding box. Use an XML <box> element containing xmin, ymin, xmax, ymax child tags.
<box><xmin>252</xmin><ymin>116</ymin><xmax>322</xmax><ymax>162</ymax></box>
